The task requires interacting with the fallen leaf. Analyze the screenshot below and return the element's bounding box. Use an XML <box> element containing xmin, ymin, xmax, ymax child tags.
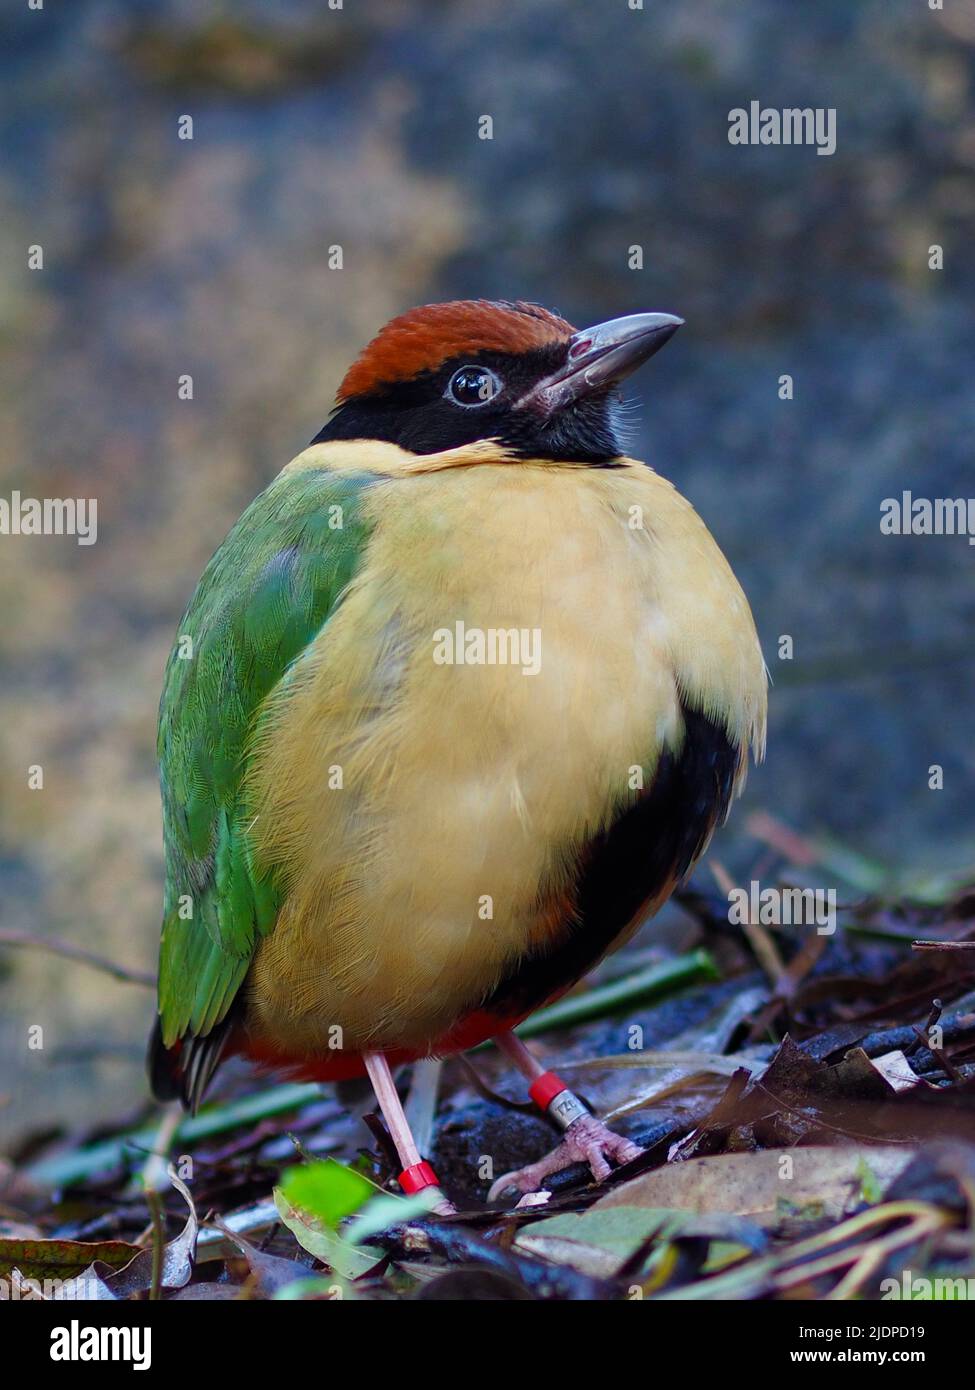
<box><xmin>51</xmin><ymin>1166</ymin><xmax>201</xmax><ymax>1299</ymax></box>
<box><xmin>278</xmin><ymin>1158</ymin><xmax>375</xmax><ymax>1228</ymax></box>
<box><xmin>593</xmin><ymin>1146</ymin><xmax>914</xmax><ymax>1221</ymax></box>
<box><xmin>0</xmin><ymin>1238</ymin><xmax>138</xmax><ymax>1284</ymax></box>
<box><xmin>272</xmin><ymin>1189</ymin><xmax>377</xmax><ymax>1280</ymax></box>
<box><xmin>869</xmin><ymin>1049</ymin><xmax>922</xmax><ymax>1093</ymax></box>
<box><xmin>209</xmin><ymin>1217</ymin><xmax>309</xmax><ymax>1297</ymax></box>
<box><xmin>515</xmin><ymin>1205</ymin><xmax>766</xmax><ymax>1279</ymax></box>
<box><xmin>172</xmin><ymin>1282</ymin><xmax>248</xmax><ymax>1300</ymax></box>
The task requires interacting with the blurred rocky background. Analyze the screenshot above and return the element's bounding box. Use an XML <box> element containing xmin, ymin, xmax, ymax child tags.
<box><xmin>1</xmin><ymin>0</ymin><xmax>973</xmax><ymax>1143</ymax></box>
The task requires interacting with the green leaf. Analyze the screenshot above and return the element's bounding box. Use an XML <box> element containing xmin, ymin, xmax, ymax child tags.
<box><xmin>279</xmin><ymin>1158</ymin><xmax>375</xmax><ymax>1229</ymax></box>
<box><xmin>29</xmin><ymin>1082</ymin><xmax>320</xmax><ymax>1189</ymax></box>
<box><xmin>273</xmin><ymin>1160</ymin><xmax>441</xmax><ymax>1285</ymax></box>
<box><xmin>272</xmin><ymin>1188</ymin><xmax>377</xmax><ymax>1281</ymax></box>
<box><xmin>508</xmin><ymin>951</ymin><xmax>718</xmax><ymax>1040</ymax></box>
<box><xmin>343</xmin><ymin>1188</ymin><xmax>443</xmax><ymax>1243</ymax></box>
<box><xmin>516</xmin><ymin>1205</ymin><xmax>764</xmax><ymax>1278</ymax></box>
<box><xmin>273</xmin><ymin>1276</ymin><xmax>349</xmax><ymax>1301</ymax></box>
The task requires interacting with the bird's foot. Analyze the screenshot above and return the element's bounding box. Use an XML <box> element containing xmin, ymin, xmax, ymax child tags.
<box><xmin>488</xmin><ymin>1113</ymin><xmax>643</xmax><ymax>1203</ymax></box>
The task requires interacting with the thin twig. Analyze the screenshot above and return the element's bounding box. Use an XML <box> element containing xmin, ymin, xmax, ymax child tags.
<box><xmin>458</xmin><ymin>1055</ymin><xmax>535</xmax><ymax>1113</ymax></box>
<box><xmin>139</xmin><ymin>1103</ymin><xmax>183</xmax><ymax>1195</ymax></box>
<box><xmin>145</xmin><ymin>1187</ymin><xmax>165</xmax><ymax>1302</ymax></box>
<box><xmin>912</xmin><ymin>940</ymin><xmax>975</xmax><ymax>951</ymax></box>
<box><xmin>0</xmin><ymin>928</ymin><xmax>155</xmax><ymax>987</ymax></box>
<box><xmin>710</xmin><ymin>860</ymin><xmax>788</xmax><ymax>988</ymax></box>
<box><xmin>904</xmin><ymin>1000</ymin><xmax>943</xmax><ymax>1055</ymax></box>
<box><xmin>910</xmin><ymin>1024</ymin><xmax>963</xmax><ymax>1084</ymax></box>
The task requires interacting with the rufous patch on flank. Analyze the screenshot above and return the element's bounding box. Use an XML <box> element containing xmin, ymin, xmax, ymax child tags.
<box><xmin>337</xmin><ymin>299</ymin><xmax>575</xmax><ymax>401</ymax></box>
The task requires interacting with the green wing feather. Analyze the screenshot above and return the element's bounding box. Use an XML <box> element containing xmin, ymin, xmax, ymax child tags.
<box><xmin>155</xmin><ymin>465</ymin><xmax>376</xmax><ymax>1050</ymax></box>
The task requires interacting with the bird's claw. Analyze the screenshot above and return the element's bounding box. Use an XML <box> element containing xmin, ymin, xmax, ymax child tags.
<box><xmin>487</xmin><ymin>1112</ymin><xmax>643</xmax><ymax>1203</ymax></box>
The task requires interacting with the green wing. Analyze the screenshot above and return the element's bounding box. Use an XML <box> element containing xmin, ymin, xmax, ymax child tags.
<box><xmin>155</xmin><ymin>465</ymin><xmax>375</xmax><ymax>1058</ymax></box>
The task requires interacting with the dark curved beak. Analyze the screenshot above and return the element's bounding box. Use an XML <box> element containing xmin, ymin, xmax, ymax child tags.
<box><xmin>518</xmin><ymin>311</ymin><xmax>684</xmax><ymax>414</ymax></box>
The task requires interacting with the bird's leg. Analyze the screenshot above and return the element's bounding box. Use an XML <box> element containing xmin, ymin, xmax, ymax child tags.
<box><xmin>487</xmin><ymin>1031</ymin><xmax>643</xmax><ymax>1202</ymax></box>
<box><xmin>362</xmin><ymin>1052</ymin><xmax>455</xmax><ymax>1215</ymax></box>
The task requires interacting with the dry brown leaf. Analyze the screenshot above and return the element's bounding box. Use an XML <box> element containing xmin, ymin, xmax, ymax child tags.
<box><xmin>593</xmin><ymin>1145</ymin><xmax>914</xmax><ymax>1221</ymax></box>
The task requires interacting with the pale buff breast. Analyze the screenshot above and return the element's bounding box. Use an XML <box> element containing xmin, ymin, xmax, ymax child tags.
<box><xmin>243</xmin><ymin>444</ymin><xmax>766</xmax><ymax>1055</ymax></box>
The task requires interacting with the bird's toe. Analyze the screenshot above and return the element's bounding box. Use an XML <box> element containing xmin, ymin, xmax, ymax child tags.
<box><xmin>487</xmin><ymin>1114</ymin><xmax>643</xmax><ymax>1204</ymax></box>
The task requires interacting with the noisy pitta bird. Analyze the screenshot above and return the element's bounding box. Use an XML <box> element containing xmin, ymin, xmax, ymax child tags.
<box><xmin>148</xmin><ymin>299</ymin><xmax>767</xmax><ymax>1209</ymax></box>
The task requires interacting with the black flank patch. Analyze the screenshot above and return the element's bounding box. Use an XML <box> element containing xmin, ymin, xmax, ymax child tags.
<box><xmin>482</xmin><ymin>703</ymin><xmax>743</xmax><ymax>1018</ymax></box>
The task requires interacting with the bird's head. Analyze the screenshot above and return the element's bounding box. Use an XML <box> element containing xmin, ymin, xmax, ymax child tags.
<box><xmin>314</xmin><ymin>299</ymin><xmax>683</xmax><ymax>465</ymax></box>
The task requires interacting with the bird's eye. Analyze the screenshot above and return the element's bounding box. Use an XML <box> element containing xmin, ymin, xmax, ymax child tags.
<box><xmin>446</xmin><ymin>365</ymin><xmax>501</xmax><ymax>407</ymax></box>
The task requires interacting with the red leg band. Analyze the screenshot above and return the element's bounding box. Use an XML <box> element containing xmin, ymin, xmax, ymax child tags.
<box><xmin>528</xmin><ymin>1070</ymin><xmax>571</xmax><ymax>1111</ymax></box>
<box><xmin>528</xmin><ymin>1071</ymin><xmax>590</xmax><ymax>1130</ymax></box>
<box><xmin>399</xmin><ymin>1161</ymin><xmax>441</xmax><ymax>1195</ymax></box>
